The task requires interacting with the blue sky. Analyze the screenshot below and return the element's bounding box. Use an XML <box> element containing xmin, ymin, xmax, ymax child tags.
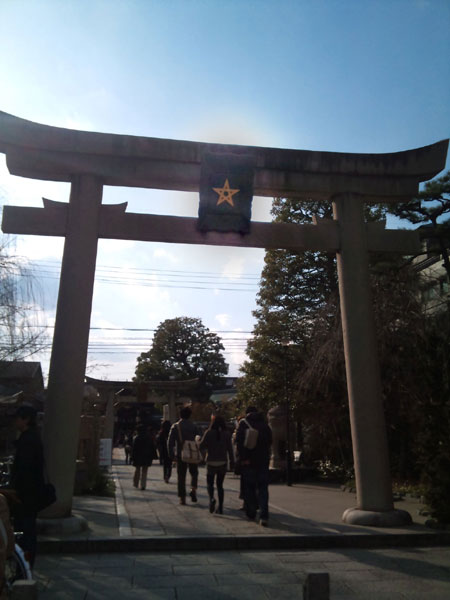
<box><xmin>1</xmin><ymin>0</ymin><xmax>449</xmax><ymax>381</ymax></box>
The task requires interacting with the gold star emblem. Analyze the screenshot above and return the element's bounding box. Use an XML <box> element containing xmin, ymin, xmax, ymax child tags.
<box><xmin>213</xmin><ymin>179</ymin><xmax>240</xmax><ymax>207</ymax></box>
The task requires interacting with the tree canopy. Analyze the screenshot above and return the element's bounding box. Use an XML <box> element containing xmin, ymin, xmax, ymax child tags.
<box><xmin>134</xmin><ymin>317</ymin><xmax>228</xmax><ymax>394</ymax></box>
<box><xmin>388</xmin><ymin>170</ymin><xmax>450</xmax><ymax>279</ymax></box>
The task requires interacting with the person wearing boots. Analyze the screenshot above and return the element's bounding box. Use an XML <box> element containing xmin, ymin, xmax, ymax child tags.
<box><xmin>236</xmin><ymin>406</ymin><xmax>272</xmax><ymax>526</ymax></box>
<box><xmin>156</xmin><ymin>420</ymin><xmax>172</xmax><ymax>483</ymax></box>
<box><xmin>200</xmin><ymin>414</ymin><xmax>234</xmax><ymax>514</ymax></box>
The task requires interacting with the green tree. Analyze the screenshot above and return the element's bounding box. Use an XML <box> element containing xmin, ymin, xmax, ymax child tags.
<box><xmin>134</xmin><ymin>317</ymin><xmax>228</xmax><ymax>400</ymax></box>
<box><xmin>414</xmin><ymin>309</ymin><xmax>450</xmax><ymax>524</ymax></box>
<box><xmin>388</xmin><ymin>171</ymin><xmax>450</xmax><ymax>279</ymax></box>
<box><xmin>237</xmin><ymin>199</ymin><xmax>339</xmax><ymax>412</ymax></box>
<box><xmin>237</xmin><ymin>197</ymin><xmax>385</xmax><ymax>465</ymax></box>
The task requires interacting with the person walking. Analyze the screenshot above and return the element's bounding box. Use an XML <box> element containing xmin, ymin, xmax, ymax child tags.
<box><xmin>232</xmin><ymin>415</ymin><xmax>246</xmax><ymax>510</ymax></box>
<box><xmin>156</xmin><ymin>420</ymin><xmax>172</xmax><ymax>483</ymax></box>
<box><xmin>168</xmin><ymin>406</ymin><xmax>200</xmax><ymax>505</ymax></box>
<box><xmin>9</xmin><ymin>404</ymin><xmax>45</xmax><ymax>568</ymax></box>
<box><xmin>199</xmin><ymin>415</ymin><xmax>234</xmax><ymax>514</ymax></box>
<box><xmin>236</xmin><ymin>406</ymin><xmax>272</xmax><ymax>526</ymax></box>
<box><xmin>131</xmin><ymin>425</ymin><xmax>157</xmax><ymax>490</ymax></box>
<box><xmin>124</xmin><ymin>430</ymin><xmax>134</xmax><ymax>465</ymax></box>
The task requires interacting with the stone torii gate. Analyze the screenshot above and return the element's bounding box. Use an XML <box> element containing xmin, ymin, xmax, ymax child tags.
<box><xmin>1</xmin><ymin>111</ymin><xmax>447</xmax><ymax>526</ymax></box>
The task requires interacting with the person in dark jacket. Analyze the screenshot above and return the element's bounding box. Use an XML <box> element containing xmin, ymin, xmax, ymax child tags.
<box><xmin>168</xmin><ymin>406</ymin><xmax>200</xmax><ymax>505</ymax></box>
<box><xmin>131</xmin><ymin>425</ymin><xmax>157</xmax><ymax>490</ymax></box>
<box><xmin>199</xmin><ymin>415</ymin><xmax>235</xmax><ymax>514</ymax></box>
<box><xmin>124</xmin><ymin>430</ymin><xmax>134</xmax><ymax>465</ymax></box>
<box><xmin>232</xmin><ymin>415</ymin><xmax>246</xmax><ymax>510</ymax></box>
<box><xmin>9</xmin><ymin>404</ymin><xmax>45</xmax><ymax>567</ymax></box>
<box><xmin>236</xmin><ymin>406</ymin><xmax>272</xmax><ymax>526</ymax></box>
<box><xmin>156</xmin><ymin>420</ymin><xmax>172</xmax><ymax>483</ymax></box>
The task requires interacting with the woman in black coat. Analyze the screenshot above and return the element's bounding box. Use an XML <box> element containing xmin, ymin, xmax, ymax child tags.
<box><xmin>131</xmin><ymin>425</ymin><xmax>157</xmax><ymax>490</ymax></box>
<box><xmin>10</xmin><ymin>405</ymin><xmax>45</xmax><ymax>568</ymax></box>
<box><xmin>156</xmin><ymin>420</ymin><xmax>172</xmax><ymax>483</ymax></box>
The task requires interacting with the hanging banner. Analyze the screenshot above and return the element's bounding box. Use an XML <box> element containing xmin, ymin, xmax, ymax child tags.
<box><xmin>198</xmin><ymin>153</ymin><xmax>255</xmax><ymax>233</ymax></box>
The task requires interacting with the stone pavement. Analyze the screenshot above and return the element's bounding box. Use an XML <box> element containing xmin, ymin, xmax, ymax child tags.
<box><xmin>32</xmin><ymin>449</ymin><xmax>450</xmax><ymax>598</ymax></box>
<box><xmin>33</xmin><ymin>546</ymin><xmax>450</xmax><ymax>599</ymax></box>
<box><xmin>37</xmin><ymin>449</ymin><xmax>448</xmax><ymax>551</ymax></box>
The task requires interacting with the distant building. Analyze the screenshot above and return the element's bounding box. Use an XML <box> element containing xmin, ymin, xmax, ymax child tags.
<box><xmin>210</xmin><ymin>376</ymin><xmax>238</xmax><ymax>409</ymax></box>
<box><xmin>0</xmin><ymin>360</ymin><xmax>44</xmax><ymax>402</ymax></box>
<box><xmin>0</xmin><ymin>361</ymin><xmax>45</xmax><ymax>456</ymax></box>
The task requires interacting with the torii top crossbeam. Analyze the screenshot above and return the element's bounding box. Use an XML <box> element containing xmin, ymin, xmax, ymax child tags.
<box><xmin>0</xmin><ymin>111</ymin><xmax>447</xmax><ymax>201</ymax></box>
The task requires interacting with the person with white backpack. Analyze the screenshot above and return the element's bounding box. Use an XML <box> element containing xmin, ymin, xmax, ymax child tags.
<box><xmin>168</xmin><ymin>406</ymin><xmax>201</xmax><ymax>505</ymax></box>
<box><xmin>236</xmin><ymin>406</ymin><xmax>272</xmax><ymax>526</ymax></box>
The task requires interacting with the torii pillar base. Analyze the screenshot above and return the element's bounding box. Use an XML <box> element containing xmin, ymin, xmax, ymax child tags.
<box><xmin>343</xmin><ymin>507</ymin><xmax>412</xmax><ymax>527</ymax></box>
<box><xmin>37</xmin><ymin>513</ymin><xmax>88</xmax><ymax>535</ymax></box>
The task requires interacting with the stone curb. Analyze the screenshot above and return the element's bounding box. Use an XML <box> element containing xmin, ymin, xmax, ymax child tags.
<box><xmin>37</xmin><ymin>530</ymin><xmax>450</xmax><ymax>554</ymax></box>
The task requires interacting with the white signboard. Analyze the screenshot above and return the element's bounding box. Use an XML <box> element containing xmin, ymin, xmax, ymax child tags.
<box><xmin>99</xmin><ymin>438</ymin><xmax>112</xmax><ymax>466</ymax></box>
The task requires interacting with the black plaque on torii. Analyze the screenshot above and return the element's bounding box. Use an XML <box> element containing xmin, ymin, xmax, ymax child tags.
<box><xmin>198</xmin><ymin>153</ymin><xmax>255</xmax><ymax>234</ymax></box>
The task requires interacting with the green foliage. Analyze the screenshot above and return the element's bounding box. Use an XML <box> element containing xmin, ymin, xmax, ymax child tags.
<box><xmin>76</xmin><ymin>466</ymin><xmax>116</xmax><ymax>497</ymax></box>
<box><xmin>238</xmin><ymin>199</ymin><xmax>340</xmax><ymax>418</ymax></box>
<box><xmin>237</xmin><ymin>198</ymin><xmax>385</xmax><ymax>465</ymax></box>
<box><xmin>134</xmin><ymin>317</ymin><xmax>228</xmax><ymax>400</ymax></box>
<box><xmin>390</xmin><ymin>171</ymin><xmax>450</xmax><ymax>226</ymax></box>
<box><xmin>316</xmin><ymin>459</ymin><xmax>354</xmax><ymax>483</ymax></box>
<box><xmin>414</xmin><ymin>311</ymin><xmax>450</xmax><ymax>523</ymax></box>
<box><xmin>388</xmin><ymin>171</ymin><xmax>450</xmax><ymax>280</ymax></box>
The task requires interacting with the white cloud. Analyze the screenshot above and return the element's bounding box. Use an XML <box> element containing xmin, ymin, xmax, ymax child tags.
<box><xmin>221</xmin><ymin>256</ymin><xmax>245</xmax><ymax>280</ymax></box>
<box><xmin>1</xmin><ymin>158</ymin><xmax>70</xmax><ymax>207</ymax></box>
<box><xmin>251</xmin><ymin>195</ymin><xmax>273</xmax><ymax>223</ymax></box>
<box><xmin>153</xmin><ymin>247</ymin><xmax>179</xmax><ymax>263</ymax></box>
<box><xmin>17</xmin><ymin>236</ymin><xmax>65</xmax><ymax>261</ymax></box>
<box><xmin>215</xmin><ymin>313</ymin><xmax>230</xmax><ymax>327</ymax></box>
<box><xmin>63</xmin><ymin>114</ymin><xmax>96</xmax><ymax>132</ymax></box>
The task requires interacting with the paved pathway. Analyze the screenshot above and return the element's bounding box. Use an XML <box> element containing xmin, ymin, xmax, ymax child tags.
<box><xmin>32</xmin><ymin>449</ymin><xmax>450</xmax><ymax>598</ymax></box>
<box><xmin>33</xmin><ymin>546</ymin><xmax>450</xmax><ymax>599</ymax></box>
<box><xmin>110</xmin><ymin>449</ymin><xmax>429</xmax><ymax>540</ymax></box>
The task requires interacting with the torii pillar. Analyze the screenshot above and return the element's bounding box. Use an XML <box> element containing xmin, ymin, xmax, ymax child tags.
<box><xmin>43</xmin><ymin>175</ymin><xmax>103</xmax><ymax>516</ymax></box>
<box><xmin>0</xmin><ymin>111</ymin><xmax>447</xmax><ymax>525</ymax></box>
<box><xmin>333</xmin><ymin>194</ymin><xmax>404</xmax><ymax>524</ymax></box>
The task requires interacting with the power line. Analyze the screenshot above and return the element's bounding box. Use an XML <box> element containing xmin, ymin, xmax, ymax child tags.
<box><xmin>30</xmin><ymin>259</ymin><xmax>262</xmax><ymax>279</ymax></box>
<box><xmin>29</xmin><ymin>272</ymin><xmax>258</xmax><ymax>292</ymax></box>
<box><xmin>31</xmin><ymin>325</ymin><xmax>254</xmax><ymax>334</ymax></box>
<box><xmin>21</xmin><ymin>258</ymin><xmax>262</xmax><ymax>292</ymax></box>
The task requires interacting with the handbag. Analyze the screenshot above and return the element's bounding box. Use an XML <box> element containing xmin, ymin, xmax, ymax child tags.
<box><xmin>176</xmin><ymin>424</ymin><xmax>202</xmax><ymax>464</ymax></box>
<box><xmin>242</xmin><ymin>419</ymin><xmax>259</xmax><ymax>449</ymax></box>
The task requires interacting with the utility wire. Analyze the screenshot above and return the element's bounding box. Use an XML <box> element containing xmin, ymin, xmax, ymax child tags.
<box><xmin>27</xmin><ymin>271</ymin><xmax>258</xmax><ymax>292</ymax></box>
<box><xmin>22</xmin><ymin>259</ymin><xmax>262</xmax><ymax>291</ymax></box>
<box><xmin>30</xmin><ymin>259</ymin><xmax>262</xmax><ymax>279</ymax></box>
<box><xmin>29</xmin><ymin>325</ymin><xmax>254</xmax><ymax>334</ymax></box>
